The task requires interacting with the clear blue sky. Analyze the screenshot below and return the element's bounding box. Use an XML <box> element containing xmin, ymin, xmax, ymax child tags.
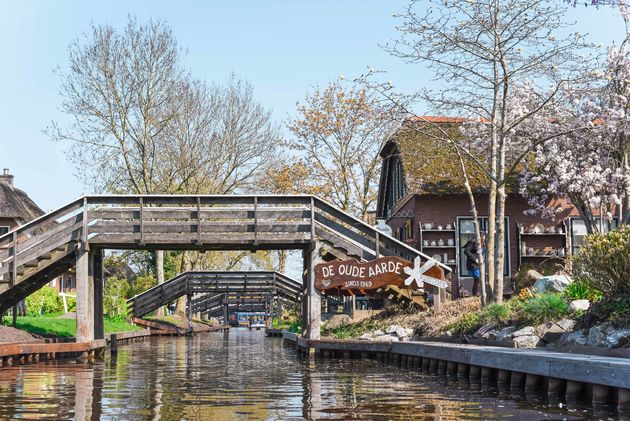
<box><xmin>0</xmin><ymin>1</ymin><xmax>626</xmax><ymax>211</ymax></box>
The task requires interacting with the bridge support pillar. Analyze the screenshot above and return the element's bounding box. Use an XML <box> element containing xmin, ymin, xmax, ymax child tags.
<box><xmin>304</xmin><ymin>241</ymin><xmax>322</xmax><ymax>340</ymax></box>
<box><xmin>223</xmin><ymin>294</ymin><xmax>229</xmax><ymax>326</ymax></box>
<box><xmin>93</xmin><ymin>249</ymin><xmax>104</xmax><ymax>340</ymax></box>
<box><xmin>76</xmin><ymin>247</ymin><xmax>95</xmax><ymax>343</ymax></box>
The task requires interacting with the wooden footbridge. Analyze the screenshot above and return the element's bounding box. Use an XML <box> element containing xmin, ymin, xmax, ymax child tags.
<box><xmin>128</xmin><ymin>270</ymin><xmax>301</xmax><ymax>322</ymax></box>
<box><xmin>0</xmin><ymin>195</ymin><xmax>448</xmax><ymax>343</ymax></box>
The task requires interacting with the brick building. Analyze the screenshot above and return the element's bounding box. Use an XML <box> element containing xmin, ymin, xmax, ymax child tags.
<box><xmin>376</xmin><ymin>118</ymin><xmax>619</xmax><ymax>298</ymax></box>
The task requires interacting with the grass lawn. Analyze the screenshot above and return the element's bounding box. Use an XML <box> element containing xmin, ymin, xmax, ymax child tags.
<box><xmin>2</xmin><ymin>316</ymin><xmax>142</xmax><ymax>338</ymax></box>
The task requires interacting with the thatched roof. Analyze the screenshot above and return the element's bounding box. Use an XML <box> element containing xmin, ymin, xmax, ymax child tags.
<box><xmin>381</xmin><ymin>117</ymin><xmax>489</xmax><ymax>195</ymax></box>
<box><xmin>0</xmin><ymin>182</ymin><xmax>45</xmax><ymax>225</ymax></box>
<box><xmin>381</xmin><ymin>117</ymin><xmax>519</xmax><ymax>195</ymax></box>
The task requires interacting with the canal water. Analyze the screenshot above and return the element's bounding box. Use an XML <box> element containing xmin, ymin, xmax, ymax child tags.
<box><xmin>0</xmin><ymin>329</ymin><xmax>615</xmax><ymax>420</ymax></box>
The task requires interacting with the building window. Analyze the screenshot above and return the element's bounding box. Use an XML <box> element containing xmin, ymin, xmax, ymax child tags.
<box><xmin>0</xmin><ymin>226</ymin><xmax>9</xmax><ymax>235</ymax></box>
<box><xmin>457</xmin><ymin>217</ymin><xmax>510</xmax><ymax>278</ymax></box>
<box><xmin>570</xmin><ymin>217</ymin><xmax>618</xmax><ymax>255</ymax></box>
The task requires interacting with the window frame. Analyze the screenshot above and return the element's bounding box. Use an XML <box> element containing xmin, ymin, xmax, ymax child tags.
<box><xmin>456</xmin><ymin>216</ymin><xmax>511</xmax><ymax>279</ymax></box>
<box><xmin>569</xmin><ymin>217</ymin><xmax>619</xmax><ymax>255</ymax></box>
<box><xmin>0</xmin><ymin>226</ymin><xmax>9</xmax><ymax>236</ymax></box>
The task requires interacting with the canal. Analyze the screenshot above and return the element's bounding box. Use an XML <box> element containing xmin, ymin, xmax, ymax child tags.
<box><xmin>0</xmin><ymin>329</ymin><xmax>614</xmax><ymax>420</ymax></box>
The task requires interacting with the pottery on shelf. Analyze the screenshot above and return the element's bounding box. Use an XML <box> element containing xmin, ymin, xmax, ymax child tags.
<box><xmin>437</xmin><ymin>238</ymin><xmax>444</xmax><ymax>246</ymax></box>
<box><xmin>527</xmin><ymin>247</ymin><xmax>534</xmax><ymax>256</ymax></box>
<box><xmin>424</xmin><ymin>223</ymin><xmax>433</xmax><ymax>230</ymax></box>
<box><xmin>446</xmin><ymin>224</ymin><xmax>452</xmax><ymax>230</ymax></box>
<box><xmin>443</xmin><ymin>253</ymin><xmax>448</xmax><ymax>262</ymax></box>
<box><xmin>430</xmin><ymin>240</ymin><xmax>437</xmax><ymax>246</ymax></box>
<box><xmin>423</xmin><ymin>240</ymin><xmax>429</xmax><ymax>246</ymax></box>
<box><xmin>437</xmin><ymin>225</ymin><xmax>443</xmax><ymax>230</ymax></box>
<box><xmin>447</xmin><ymin>239</ymin><xmax>454</xmax><ymax>246</ymax></box>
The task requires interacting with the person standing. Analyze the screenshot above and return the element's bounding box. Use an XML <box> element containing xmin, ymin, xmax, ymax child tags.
<box><xmin>463</xmin><ymin>237</ymin><xmax>482</xmax><ymax>296</ymax></box>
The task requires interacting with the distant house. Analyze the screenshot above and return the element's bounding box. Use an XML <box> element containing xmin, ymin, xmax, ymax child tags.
<box><xmin>0</xmin><ymin>169</ymin><xmax>75</xmax><ymax>293</ymax></box>
<box><xmin>0</xmin><ymin>169</ymin><xmax>45</xmax><ymax>234</ymax></box>
<box><xmin>376</xmin><ymin>118</ymin><xmax>619</xmax><ymax>298</ymax></box>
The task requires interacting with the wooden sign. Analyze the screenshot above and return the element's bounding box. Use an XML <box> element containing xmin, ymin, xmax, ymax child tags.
<box><xmin>315</xmin><ymin>256</ymin><xmax>447</xmax><ymax>291</ymax></box>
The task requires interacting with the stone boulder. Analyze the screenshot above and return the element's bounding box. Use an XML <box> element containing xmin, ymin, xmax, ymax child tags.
<box><xmin>587</xmin><ymin>325</ymin><xmax>608</xmax><ymax>347</ymax></box>
<box><xmin>386</xmin><ymin>324</ymin><xmax>403</xmax><ymax>334</ymax></box>
<box><xmin>513</xmin><ymin>335</ymin><xmax>541</xmax><ymax>348</ymax></box>
<box><xmin>533</xmin><ymin>274</ymin><xmax>573</xmax><ymax>293</ymax></box>
<box><xmin>538</xmin><ymin>319</ymin><xmax>575</xmax><ymax>343</ymax></box>
<box><xmin>513</xmin><ymin>326</ymin><xmax>536</xmax><ymax>337</ymax></box>
<box><xmin>568</xmin><ymin>300</ymin><xmax>590</xmax><ymax>314</ymax></box>
<box><xmin>395</xmin><ymin>327</ymin><xmax>414</xmax><ymax>339</ymax></box>
<box><xmin>474</xmin><ymin>323</ymin><xmax>496</xmax><ymax>338</ymax></box>
<box><xmin>522</xmin><ymin>269</ymin><xmax>544</xmax><ymax>287</ymax></box>
<box><xmin>560</xmin><ymin>330</ymin><xmax>588</xmax><ymax>346</ymax></box>
<box><xmin>556</xmin><ymin>318</ymin><xmax>576</xmax><ymax>332</ymax></box>
<box><xmin>326</xmin><ymin>314</ymin><xmax>352</xmax><ymax>330</ymax></box>
<box><xmin>358</xmin><ymin>333</ymin><xmax>373</xmax><ymax>341</ymax></box>
<box><xmin>496</xmin><ymin>326</ymin><xmax>516</xmax><ymax>341</ymax></box>
<box><xmin>604</xmin><ymin>329</ymin><xmax>630</xmax><ymax>348</ymax></box>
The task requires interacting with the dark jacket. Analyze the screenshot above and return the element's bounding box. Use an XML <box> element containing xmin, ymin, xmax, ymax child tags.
<box><xmin>463</xmin><ymin>240</ymin><xmax>480</xmax><ymax>271</ymax></box>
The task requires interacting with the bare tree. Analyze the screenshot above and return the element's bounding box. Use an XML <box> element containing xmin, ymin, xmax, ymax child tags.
<box><xmin>48</xmin><ymin>17</ymin><xmax>281</xmax><ymax>311</ymax></box>
<box><xmin>287</xmin><ymin>81</ymin><xmax>399</xmax><ymax>221</ymax></box>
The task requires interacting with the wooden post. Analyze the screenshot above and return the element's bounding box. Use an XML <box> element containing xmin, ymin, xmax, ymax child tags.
<box><xmin>305</xmin><ymin>241</ymin><xmax>321</xmax><ymax>340</ymax></box>
<box><xmin>76</xmin><ymin>247</ymin><xmax>95</xmax><ymax>343</ymax></box>
<box><xmin>223</xmin><ymin>293</ymin><xmax>229</xmax><ymax>326</ymax></box>
<box><xmin>433</xmin><ymin>286</ymin><xmax>442</xmax><ymax>314</ymax></box>
<box><xmin>186</xmin><ymin>294</ymin><xmax>193</xmax><ymax>333</ymax></box>
<box><xmin>93</xmin><ymin>249</ymin><xmax>104</xmax><ymax>340</ymax></box>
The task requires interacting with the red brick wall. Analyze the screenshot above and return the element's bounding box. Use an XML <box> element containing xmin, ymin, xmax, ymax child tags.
<box><xmin>386</xmin><ymin>193</ymin><xmax>586</xmax><ymax>297</ymax></box>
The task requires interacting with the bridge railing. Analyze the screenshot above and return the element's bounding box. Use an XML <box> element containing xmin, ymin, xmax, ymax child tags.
<box><xmin>1</xmin><ymin>194</ymin><xmax>449</xmax><ymax>297</ymax></box>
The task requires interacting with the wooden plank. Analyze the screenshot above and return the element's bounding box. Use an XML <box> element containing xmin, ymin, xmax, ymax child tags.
<box><xmin>89</xmin><ymin>220</ymin><xmax>311</xmax><ymax>234</ymax></box>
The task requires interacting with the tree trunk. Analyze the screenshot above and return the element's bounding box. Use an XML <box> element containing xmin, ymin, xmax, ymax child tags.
<box><xmin>155</xmin><ymin>250</ymin><xmax>165</xmax><ymax>317</ymax></box>
<box><xmin>486</xmin><ymin>181</ymin><xmax>497</xmax><ymax>303</ymax></box>
<box><xmin>494</xmin><ymin>184</ymin><xmax>506</xmax><ymax>304</ymax></box>
<box><xmin>175</xmin><ymin>251</ymin><xmax>190</xmax><ymax>316</ymax></box>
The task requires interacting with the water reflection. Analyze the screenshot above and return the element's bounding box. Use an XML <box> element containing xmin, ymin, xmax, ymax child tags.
<box><xmin>0</xmin><ymin>330</ymin><xmax>613</xmax><ymax>420</ymax></box>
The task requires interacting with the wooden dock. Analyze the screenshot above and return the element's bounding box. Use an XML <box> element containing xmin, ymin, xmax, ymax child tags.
<box><xmin>283</xmin><ymin>332</ymin><xmax>630</xmax><ymax>413</ymax></box>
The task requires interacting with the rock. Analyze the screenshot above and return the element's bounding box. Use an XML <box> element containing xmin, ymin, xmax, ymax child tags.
<box><xmin>513</xmin><ymin>335</ymin><xmax>541</xmax><ymax>348</ymax></box>
<box><xmin>482</xmin><ymin>329</ymin><xmax>499</xmax><ymax>340</ymax></box>
<box><xmin>372</xmin><ymin>334</ymin><xmax>397</xmax><ymax>342</ymax></box>
<box><xmin>533</xmin><ymin>274</ymin><xmax>573</xmax><ymax>293</ymax></box>
<box><xmin>555</xmin><ymin>318</ymin><xmax>576</xmax><ymax>332</ymax></box>
<box><xmin>522</xmin><ymin>269</ymin><xmax>544</xmax><ymax>286</ymax></box>
<box><xmin>358</xmin><ymin>333</ymin><xmax>373</xmax><ymax>341</ymax></box>
<box><xmin>560</xmin><ymin>330</ymin><xmax>588</xmax><ymax>346</ymax></box>
<box><xmin>496</xmin><ymin>326</ymin><xmax>516</xmax><ymax>341</ymax></box>
<box><xmin>395</xmin><ymin>327</ymin><xmax>410</xmax><ymax>338</ymax></box>
<box><xmin>604</xmin><ymin>329</ymin><xmax>630</xmax><ymax>348</ymax></box>
<box><xmin>326</xmin><ymin>314</ymin><xmax>352</xmax><ymax>330</ymax></box>
<box><xmin>373</xmin><ymin>329</ymin><xmax>384</xmax><ymax>336</ymax></box>
<box><xmin>474</xmin><ymin>323</ymin><xmax>496</xmax><ymax>338</ymax></box>
<box><xmin>538</xmin><ymin>322</ymin><xmax>568</xmax><ymax>343</ymax></box>
<box><xmin>386</xmin><ymin>324</ymin><xmax>402</xmax><ymax>334</ymax></box>
<box><xmin>513</xmin><ymin>326</ymin><xmax>535</xmax><ymax>337</ymax></box>
<box><xmin>568</xmin><ymin>300</ymin><xmax>590</xmax><ymax>314</ymax></box>
<box><xmin>587</xmin><ymin>326</ymin><xmax>607</xmax><ymax>347</ymax></box>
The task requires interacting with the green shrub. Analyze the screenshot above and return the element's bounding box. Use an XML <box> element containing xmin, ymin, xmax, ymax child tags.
<box><xmin>130</xmin><ymin>274</ymin><xmax>156</xmax><ymax>297</ymax></box>
<box><xmin>481</xmin><ymin>303</ymin><xmax>511</xmax><ymax>325</ymax></box>
<box><xmin>447</xmin><ymin>311</ymin><xmax>483</xmax><ymax>334</ymax></box>
<box><xmin>25</xmin><ymin>286</ymin><xmax>63</xmax><ymax>316</ymax></box>
<box><xmin>104</xmin><ymin>276</ymin><xmax>130</xmax><ymax>318</ymax></box>
<box><xmin>522</xmin><ymin>293</ymin><xmax>568</xmax><ymax>324</ymax></box>
<box><xmin>563</xmin><ymin>279</ymin><xmax>603</xmax><ymax>302</ymax></box>
<box><xmin>572</xmin><ymin>225</ymin><xmax>630</xmax><ymax>297</ymax></box>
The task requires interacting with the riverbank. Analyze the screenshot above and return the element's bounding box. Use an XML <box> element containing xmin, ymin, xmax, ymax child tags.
<box><xmin>1</xmin><ymin>315</ymin><xmax>141</xmax><ymax>339</ymax></box>
<box><xmin>283</xmin><ymin>331</ymin><xmax>630</xmax><ymax>415</ymax></box>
